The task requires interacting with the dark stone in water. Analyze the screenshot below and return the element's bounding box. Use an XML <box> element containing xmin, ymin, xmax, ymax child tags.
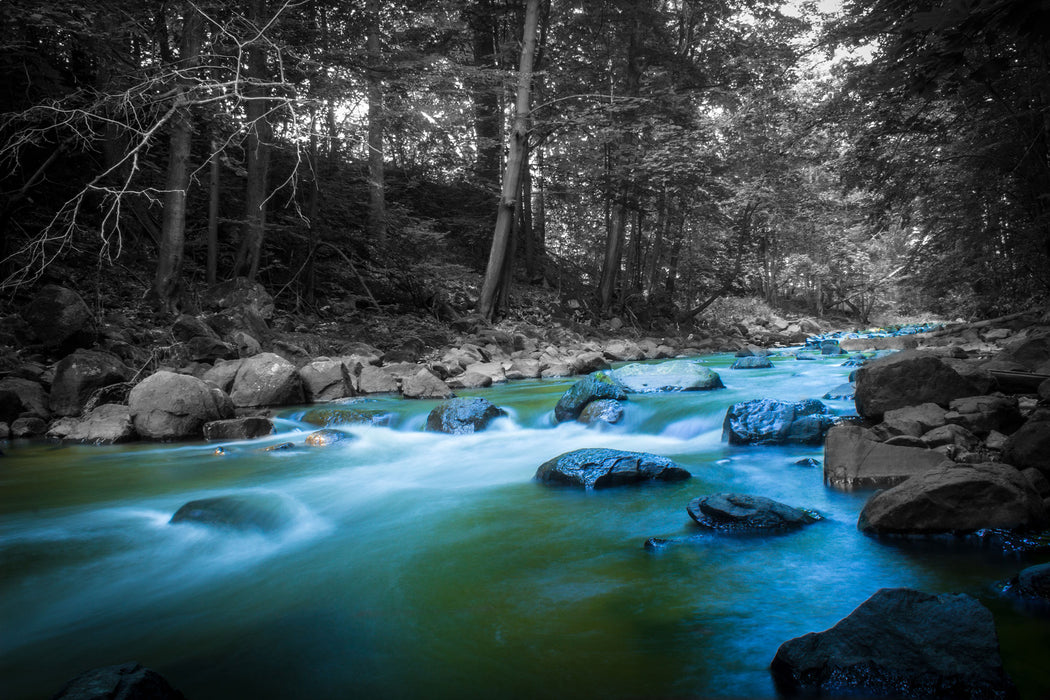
<box><xmin>822</xmin><ymin>382</ymin><xmax>856</xmax><ymax>401</ymax></box>
<box><xmin>425</xmin><ymin>397</ymin><xmax>506</xmax><ymax>434</ymax></box>
<box><xmin>723</xmin><ymin>398</ymin><xmax>835</xmax><ymax>446</ymax></box>
<box><xmin>730</xmin><ymin>355</ymin><xmax>773</xmax><ymax>369</ymax></box>
<box><xmin>170</xmin><ymin>493</ymin><xmax>294</xmax><ymax>533</ymax></box>
<box><xmin>1005</xmin><ymin>561</ymin><xmax>1050</xmax><ymax>601</ymax></box>
<box><xmin>770</xmin><ymin>587</ymin><xmax>1016</xmax><ymax>699</ymax></box>
<box><xmin>304</xmin><ymin>428</ymin><xmax>352</xmax><ymax>447</ymax></box>
<box><xmin>301</xmin><ymin>405</ymin><xmax>394</xmax><ymax>428</ymax></box>
<box><xmin>687</xmin><ymin>493</ymin><xmax>819</xmax><ymax>532</ymax></box>
<box><xmin>535</xmin><ymin>448</ymin><xmax>690</xmax><ymax>490</ymax></box>
<box><xmin>794</xmin><ymin>458</ymin><xmax>821</xmax><ymax>468</ymax></box>
<box><xmin>553</xmin><ymin>373</ymin><xmax>627</xmax><ymax>423</ymax></box>
<box><xmin>577</xmin><ymin>398</ymin><xmax>624</xmax><ymax>426</ymax></box>
<box><xmin>51</xmin><ymin>661</ymin><xmax>186</xmax><ymax>700</ymax></box>
<box><xmin>609</xmin><ymin>360</ymin><xmax>724</xmax><ymax>393</ymax></box>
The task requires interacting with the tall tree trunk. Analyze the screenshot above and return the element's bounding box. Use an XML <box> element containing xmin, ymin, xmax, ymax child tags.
<box><xmin>366</xmin><ymin>0</ymin><xmax>386</xmax><ymax>246</ymax></box>
<box><xmin>647</xmin><ymin>185</ymin><xmax>668</xmax><ymax>297</ymax></box>
<box><xmin>206</xmin><ymin>129</ymin><xmax>220</xmax><ymax>285</ymax></box>
<box><xmin>233</xmin><ymin>0</ymin><xmax>272</xmax><ymax>281</ymax></box>
<box><xmin>153</xmin><ymin>4</ymin><xmax>202</xmax><ymax>308</ymax></box>
<box><xmin>466</xmin><ymin>0</ymin><xmax>502</xmax><ymax>189</ymax></box>
<box><xmin>534</xmin><ymin>144</ymin><xmax>547</xmax><ymax>281</ymax></box>
<box><xmin>476</xmin><ymin>0</ymin><xmax>541</xmax><ymax>320</ymax></box>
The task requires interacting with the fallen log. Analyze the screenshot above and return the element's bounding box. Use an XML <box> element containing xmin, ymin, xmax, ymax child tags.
<box><xmin>921</xmin><ymin>309</ymin><xmax>1040</xmax><ymax>339</ymax></box>
<box><xmin>989</xmin><ymin>370</ymin><xmax>1050</xmax><ymax>394</ymax></box>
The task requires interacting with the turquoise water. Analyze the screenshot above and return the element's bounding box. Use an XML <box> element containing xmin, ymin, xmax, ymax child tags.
<box><xmin>1</xmin><ymin>352</ymin><xmax>1047</xmax><ymax>699</ymax></box>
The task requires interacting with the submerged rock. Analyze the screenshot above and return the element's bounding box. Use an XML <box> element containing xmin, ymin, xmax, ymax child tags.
<box><xmin>304</xmin><ymin>428</ymin><xmax>352</xmax><ymax>447</ymax></box>
<box><xmin>51</xmin><ymin>661</ymin><xmax>186</xmax><ymax>700</ymax></box>
<box><xmin>723</xmin><ymin>398</ymin><xmax>835</xmax><ymax>446</ymax></box>
<box><xmin>203</xmin><ymin>416</ymin><xmax>274</xmax><ymax>441</ymax></box>
<box><xmin>609</xmin><ymin>360</ymin><xmax>724</xmax><ymax>393</ymax></box>
<box><xmin>170</xmin><ymin>493</ymin><xmax>295</xmax><ymax>533</ymax></box>
<box><xmin>1006</xmin><ymin>562</ymin><xmax>1050</xmax><ymax>601</ymax></box>
<box><xmin>687</xmin><ymin>493</ymin><xmax>819</xmax><ymax>532</ymax></box>
<box><xmin>730</xmin><ymin>355</ymin><xmax>773</xmax><ymax>369</ymax></box>
<box><xmin>425</xmin><ymin>397</ymin><xmax>505</xmax><ymax>434</ymax></box>
<box><xmin>770</xmin><ymin>587</ymin><xmax>1015</xmax><ymax>699</ymax></box>
<box><xmin>300</xmin><ymin>405</ymin><xmax>394</xmax><ymax>428</ymax></box>
<box><xmin>553</xmin><ymin>373</ymin><xmax>627</xmax><ymax>423</ymax></box>
<box><xmin>535</xmin><ymin>448</ymin><xmax>689</xmax><ymax>490</ymax></box>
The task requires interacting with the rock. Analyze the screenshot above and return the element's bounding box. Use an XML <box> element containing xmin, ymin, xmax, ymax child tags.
<box><xmin>858</xmin><ymin>462</ymin><xmax>1046</xmax><ymax>534</ymax></box>
<box><xmin>49</xmin><ymin>350</ymin><xmax>131</xmax><ymax>417</ymax></box>
<box><xmin>1039</xmin><ymin>377</ymin><xmax>1050</xmax><ymax>402</ymax></box>
<box><xmin>229</xmin><ymin>330</ymin><xmax>262</xmax><ymax>358</ymax></box>
<box><xmin>202</xmin><ymin>277</ymin><xmax>274</xmax><ymax>320</ymax></box>
<box><xmin>401</xmin><ymin>368</ymin><xmax>454</xmax><ymax>399</ymax></box>
<box><xmin>820</xmin><ymin>339</ymin><xmax>841</xmax><ymax>355</ymax></box>
<box><xmin>183</xmin><ymin>335</ymin><xmax>238</xmax><ymax>362</ymax></box>
<box><xmin>609</xmin><ymin>360</ymin><xmax>724</xmax><ymax>393</ymax></box>
<box><xmin>603</xmin><ymin>339</ymin><xmax>645</xmax><ymax>362</ymax></box>
<box><xmin>730</xmin><ymin>355</ymin><xmax>774</xmax><ymax>369</ymax></box>
<box><xmin>505</xmin><ymin>358</ymin><xmax>542</xmax><ymax>380</ymax></box>
<box><xmin>577</xmin><ymin>398</ymin><xmax>624</xmax><ymax>426</ymax></box>
<box><xmin>854</xmin><ymin>350</ymin><xmax>984</xmax><ymax>420</ymax></box>
<box><xmin>821</xmin><ymin>382</ymin><xmax>855</xmax><ymax>401</ymax></box>
<box><xmin>11</xmin><ymin>415</ymin><xmax>47</xmax><ymax>438</ymax></box>
<box><xmin>921</xmin><ymin>423</ymin><xmax>980</xmax><ymax>450</ymax></box>
<box><xmin>229</xmin><ymin>352</ymin><xmax>304</xmax><ymax>407</ymax></box>
<box><xmin>0</xmin><ymin>376</ymin><xmax>49</xmax><ymax>421</ymax></box>
<box><xmin>299</xmin><ymin>358</ymin><xmax>359</xmax><ymax>402</ymax></box>
<box><xmin>204</xmin><ymin>306</ymin><xmax>270</xmax><ymax>345</ymax></box>
<box><xmin>1021</xmin><ymin>467</ymin><xmax>1050</xmax><ymax>497</ymax></box>
<box><xmin>201</xmin><ymin>359</ymin><xmax>243</xmax><ymax>393</ymax></box>
<box><xmin>304</xmin><ymin>428</ymin><xmax>351</xmax><ymax>446</ymax></box>
<box><xmin>300</xmin><ymin>405</ymin><xmax>393</xmax><ymax>428</ymax></box>
<box><xmin>1002</xmin><ymin>417</ymin><xmax>1050</xmax><ymax>476</ymax></box>
<box><xmin>794</xmin><ymin>458</ymin><xmax>821</xmax><ymax>468</ymax></box>
<box><xmin>535</xmin><ymin>448</ymin><xmax>690</xmax><ymax>489</ymax></box>
<box><xmin>21</xmin><ymin>284</ymin><xmax>96</xmax><ymax>351</ymax></box>
<box><xmin>425</xmin><ymin>397</ymin><xmax>505</xmax><ymax>434</ymax></box>
<box><xmin>48</xmin><ymin>404</ymin><xmax>136</xmax><ymax>444</ymax></box>
<box><xmin>172</xmin><ymin>314</ymin><xmax>218</xmax><ymax>342</ymax></box>
<box><xmin>129</xmin><ymin>370</ymin><xmax>234</xmax><ymax>440</ymax></box>
<box><xmin>170</xmin><ymin>493</ymin><xmax>293</xmax><ymax>532</ymax></box>
<box><xmin>203</xmin><ymin>416</ymin><xmax>273</xmax><ymax>441</ymax></box>
<box><xmin>553</xmin><ymin>373</ymin><xmax>627</xmax><ymax>423</ymax></box>
<box><xmin>462</xmin><ymin>361</ymin><xmax>507</xmax><ymax>384</ymax></box>
<box><xmin>1007</xmin><ymin>562</ymin><xmax>1050</xmax><ymax>601</ymax></box>
<box><xmin>540</xmin><ymin>362</ymin><xmax>574</xmax><ymax>378</ymax></box>
<box><xmin>687</xmin><ymin>493</ymin><xmax>819</xmax><ymax>532</ymax></box>
<box><xmin>51</xmin><ymin>661</ymin><xmax>186</xmax><ymax>700</ymax></box>
<box><xmin>872</xmin><ymin>403</ymin><xmax>948</xmax><ymax>440</ymax></box>
<box><xmin>723</xmin><ymin>398</ymin><xmax>835</xmax><ymax>446</ymax></box>
<box><xmin>997</xmin><ymin>331</ymin><xmax>1050</xmax><ymax>371</ymax></box>
<box><xmin>571</xmin><ymin>351</ymin><xmax>610</xmax><ymax>374</ymax></box>
<box><xmin>446</xmin><ymin>371</ymin><xmax>493</xmax><ymax>390</ymax></box>
<box><xmin>798</xmin><ymin>318</ymin><xmax>822</xmax><ymax>334</ymax></box>
<box><xmin>944</xmin><ymin>394</ymin><xmax>1023</xmax><ymax>436</ymax></box>
<box><xmin>823</xmin><ymin>424</ymin><xmax>953</xmax><ymax>491</ymax></box>
<box><xmin>770</xmin><ymin>587</ymin><xmax>1015</xmax><ymax>699</ymax></box>
<box><xmin>357</xmin><ymin>365</ymin><xmax>400</xmax><ymax>394</ymax></box>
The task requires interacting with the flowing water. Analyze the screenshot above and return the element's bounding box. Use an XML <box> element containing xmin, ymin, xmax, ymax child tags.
<box><xmin>1</xmin><ymin>352</ymin><xmax>1047</xmax><ymax>699</ymax></box>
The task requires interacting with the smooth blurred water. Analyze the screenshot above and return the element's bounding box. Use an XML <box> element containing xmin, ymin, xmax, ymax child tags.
<box><xmin>1</xmin><ymin>352</ymin><xmax>1047</xmax><ymax>699</ymax></box>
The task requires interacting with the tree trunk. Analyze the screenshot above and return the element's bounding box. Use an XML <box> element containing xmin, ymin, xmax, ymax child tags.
<box><xmin>475</xmin><ymin>0</ymin><xmax>540</xmax><ymax>321</ymax></box>
<box><xmin>647</xmin><ymin>185</ymin><xmax>668</xmax><ymax>297</ymax></box>
<box><xmin>206</xmin><ymin>129</ymin><xmax>220</xmax><ymax>285</ymax></box>
<box><xmin>366</xmin><ymin>0</ymin><xmax>386</xmax><ymax>246</ymax></box>
<box><xmin>466</xmin><ymin>0</ymin><xmax>502</xmax><ymax>189</ymax></box>
<box><xmin>153</xmin><ymin>4</ymin><xmax>202</xmax><ymax>308</ymax></box>
<box><xmin>233</xmin><ymin>0</ymin><xmax>272</xmax><ymax>281</ymax></box>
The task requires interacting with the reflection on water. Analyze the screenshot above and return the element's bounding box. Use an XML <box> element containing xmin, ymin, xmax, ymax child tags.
<box><xmin>1</xmin><ymin>353</ymin><xmax>1047</xmax><ymax>699</ymax></box>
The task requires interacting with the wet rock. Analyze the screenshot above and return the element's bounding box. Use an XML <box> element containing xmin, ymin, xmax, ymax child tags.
<box><xmin>535</xmin><ymin>448</ymin><xmax>690</xmax><ymax>490</ymax></box>
<box><xmin>1007</xmin><ymin>562</ymin><xmax>1050</xmax><ymax>601</ymax></box>
<box><xmin>1002</xmin><ymin>417</ymin><xmax>1050</xmax><ymax>477</ymax></box>
<box><xmin>49</xmin><ymin>350</ymin><xmax>131</xmax><ymax>417</ymax></box>
<box><xmin>577</xmin><ymin>398</ymin><xmax>624</xmax><ymax>426</ymax></box>
<box><xmin>299</xmin><ymin>357</ymin><xmax>359</xmax><ymax>402</ymax></box>
<box><xmin>203</xmin><ymin>416</ymin><xmax>273</xmax><ymax>441</ymax></box>
<box><xmin>21</xmin><ymin>284</ymin><xmax>96</xmax><ymax>351</ymax></box>
<box><xmin>770</xmin><ymin>587</ymin><xmax>1015</xmax><ymax>699</ymax></box>
<box><xmin>425</xmin><ymin>397</ymin><xmax>505</xmax><ymax>434</ymax></box>
<box><xmin>820</xmin><ymin>339</ymin><xmax>841</xmax><ymax>355</ymax></box>
<box><xmin>609</xmin><ymin>360</ymin><xmax>724</xmax><ymax>393</ymax></box>
<box><xmin>944</xmin><ymin>394</ymin><xmax>1022</xmax><ymax>436</ymax></box>
<box><xmin>858</xmin><ymin>463</ymin><xmax>1046</xmax><ymax>535</ymax></box>
<box><xmin>304</xmin><ymin>428</ymin><xmax>351</xmax><ymax>446</ymax></box>
<box><xmin>47</xmin><ymin>404</ymin><xmax>135</xmax><ymax>444</ymax></box>
<box><xmin>401</xmin><ymin>368</ymin><xmax>454</xmax><ymax>399</ymax></box>
<box><xmin>730</xmin><ymin>355</ymin><xmax>773</xmax><ymax>369</ymax></box>
<box><xmin>722</xmin><ymin>398</ymin><xmax>835</xmax><ymax>446</ymax></box>
<box><xmin>51</xmin><ymin>661</ymin><xmax>186</xmax><ymax>700</ymax></box>
<box><xmin>553</xmin><ymin>373</ymin><xmax>627</xmax><ymax>423</ymax></box>
<box><xmin>0</xmin><ymin>376</ymin><xmax>49</xmax><ymax>422</ymax></box>
<box><xmin>300</xmin><ymin>405</ymin><xmax>393</xmax><ymax>428</ymax></box>
<box><xmin>686</xmin><ymin>493</ymin><xmax>819</xmax><ymax>532</ymax></box>
<box><xmin>229</xmin><ymin>352</ymin><xmax>304</xmax><ymax>407</ymax></box>
<box><xmin>854</xmin><ymin>350</ymin><xmax>984</xmax><ymax>421</ymax></box>
<box><xmin>823</xmin><ymin>424</ymin><xmax>953</xmax><ymax>492</ymax></box>
<box><xmin>794</xmin><ymin>458</ymin><xmax>821</xmax><ymax>468</ymax></box>
<box><xmin>129</xmin><ymin>370</ymin><xmax>234</xmax><ymax>440</ymax></box>
<box><xmin>821</xmin><ymin>382</ymin><xmax>855</xmax><ymax>401</ymax></box>
<box><xmin>170</xmin><ymin>493</ymin><xmax>293</xmax><ymax>532</ymax></box>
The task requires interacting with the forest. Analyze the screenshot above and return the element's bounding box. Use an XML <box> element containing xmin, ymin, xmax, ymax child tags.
<box><xmin>1</xmin><ymin>0</ymin><xmax>1049</xmax><ymax>333</ymax></box>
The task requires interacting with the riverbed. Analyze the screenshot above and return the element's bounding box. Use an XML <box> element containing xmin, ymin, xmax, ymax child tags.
<box><xmin>1</xmin><ymin>351</ymin><xmax>1047</xmax><ymax>698</ymax></box>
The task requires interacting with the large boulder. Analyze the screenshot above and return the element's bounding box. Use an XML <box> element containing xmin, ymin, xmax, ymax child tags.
<box><xmin>356</xmin><ymin>365</ymin><xmax>400</xmax><ymax>394</ymax></box>
<box><xmin>872</xmin><ymin>402</ymin><xmax>948</xmax><ymax>440</ymax></box>
<box><xmin>996</xmin><ymin>330</ymin><xmax>1050</xmax><ymax>371</ymax></box>
<box><xmin>609</xmin><ymin>360</ymin><xmax>724</xmax><ymax>393</ymax></box>
<box><xmin>1001</xmin><ymin>417</ymin><xmax>1050</xmax><ymax>477</ymax></box>
<box><xmin>129</xmin><ymin>370</ymin><xmax>234</xmax><ymax>440</ymax></box>
<box><xmin>686</xmin><ymin>493</ymin><xmax>819</xmax><ymax>532</ymax></box>
<box><xmin>823</xmin><ymin>424</ymin><xmax>953</xmax><ymax>491</ymax></box>
<box><xmin>425</xmin><ymin>397</ymin><xmax>505</xmax><ymax>434</ymax></box>
<box><xmin>854</xmin><ymin>350</ymin><xmax>984</xmax><ymax>421</ymax></box>
<box><xmin>47</xmin><ymin>404</ymin><xmax>136</xmax><ymax>444</ymax></box>
<box><xmin>49</xmin><ymin>350</ymin><xmax>131</xmax><ymax>417</ymax></box>
<box><xmin>553</xmin><ymin>373</ymin><xmax>627</xmax><ymax>423</ymax></box>
<box><xmin>401</xmin><ymin>368</ymin><xmax>454</xmax><ymax>399</ymax></box>
<box><xmin>229</xmin><ymin>352</ymin><xmax>304</xmax><ymax>407</ymax></box>
<box><xmin>21</xmin><ymin>284</ymin><xmax>96</xmax><ymax>351</ymax></box>
<box><xmin>770</xmin><ymin>588</ymin><xmax>1015</xmax><ymax>699</ymax></box>
<box><xmin>51</xmin><ymin>661</ymin><xmax>186</xmax><ymax>700</ymax></box>
<box><xmin>535</xmin><ymin>448</ymin><xmax>690</xmax><ymax>490</ymax></box>
<box><xmin>170</xmin><ymin>493</ymin><xmax>294</xmax><ymax>533</ymax></box>
<box><xmin>298</xmin><ymin>357</ymin><xmax>360</xmax><ymax>402</ymax></box>
<box><xmin>578</xmin><ymin>398</ymin><xmax>624</xmax><ymax>426</ymax></box>
<box><xmin>202</xmin><ymin>277</ymin><xmax>274</xmax><ymax>320</ymax></box>
<box><xmin>723</xmin><ymin>398</ymin><xmax>835</xmax><ymax>446</ymax></box>
<box><xmin>0</xmin><ymin>376</ymin><xmax>50</xmax><ymax>422</ymax></box>
<box><xmin>858</xmin><ymin>462</ymin><xmax>1046</xmax><ymax>535</ymax></box>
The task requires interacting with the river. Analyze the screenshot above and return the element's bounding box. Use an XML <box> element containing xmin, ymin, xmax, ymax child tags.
<box><xmin>1</xmin><ymin>351</ymin><xmax>1047</xmax><ymax>699</ymax></box>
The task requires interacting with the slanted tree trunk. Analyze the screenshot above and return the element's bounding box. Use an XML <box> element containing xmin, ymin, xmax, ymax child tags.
<box><xmin>366</xmin><ymin>0</ymin><xmax>386</xmax><ymax>246</ymax></box>
<box><xmin>476</xmin><ymin>0</ymin><xmax>541</xmax><ymax>321</ymax></box>
<box><xmin>233</xmin><ymin>0</ymin><xmax>272</xmax><ymax>281</ymax></box>
<box><xmin>153</xmin><ymin>4</ymin><xmax>202</xmax><ymax>308</ymax></box>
